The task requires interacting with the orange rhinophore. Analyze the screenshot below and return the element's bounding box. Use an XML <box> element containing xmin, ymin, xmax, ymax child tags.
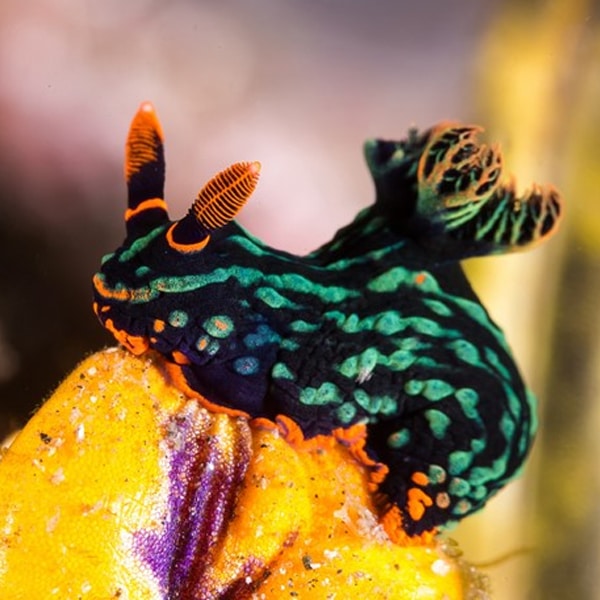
<box><xmin>165</xmin><ymin>160</ymin><xmax>261</xmax><ymax>252</ymax></box>
<box><xmin>192</xmin><ymin>161</ymin><xmax>261</xmax><ymax>231</ymax></box>
<box><xmin>125</xmin><ymin>101</ymin><xmax>165</xmax><ymax>183</ymax></box>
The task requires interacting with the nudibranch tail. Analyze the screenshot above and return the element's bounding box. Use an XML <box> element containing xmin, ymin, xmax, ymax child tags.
<box><xmin>124</xmin><ymin>102</ymin><xmax>168</xmax><ymax>236</ymax></box>
<box><xmin>415</xmin><ymin>123</ymin><xmax>563</xmax><ymax>254</ymax></box>
<box><xmin>417</xmin><ymin>124</ymin><xmax>502</xmax><ymax>211</ymax></box>
<box><xmin>165</xmin><ymin>161</ymin><xmax>261</xmax><ymax>253</ymax></box>
<box><xmin>472</xmin><ymin>180</ymin><xmax>563</xmax><ymax>251</ymax></box>
<box><xmin>365</xmin><ymin>122</ymin><xmax>564</xmax><ymax>259</ymax></box>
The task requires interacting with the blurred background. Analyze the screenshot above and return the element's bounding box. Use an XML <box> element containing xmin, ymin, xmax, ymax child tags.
<box><xmin>0</xmin><ymin>0</ymin><xmax>598</xmax><ymax>597</ymax></box>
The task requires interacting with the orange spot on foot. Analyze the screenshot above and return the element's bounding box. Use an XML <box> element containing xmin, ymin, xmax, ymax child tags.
<box><xmin>436</xmin><ymin>492</ymin><xmax>451</xmax><ymax>509</ymax></box>
<box><xmin>411</xmin><ymin>471</ymin><xmax>429</xmax><ymax>486</ymax></box>
<box><xmin>213</xmin><ymin>319</ymin><xmax>228</xmax><ymax>331</ymax></box>
<box><xmin>379</xmin><ymin>502</ymin><xmax>436</xmax><ymax>546</ymax></box>
<box><xmin>333</xmin><ymin>423</ymin><xmax>388</xmax><ymax>490</ymax></box>
<box><xmin>104</xmin><ymin>319</ymin><xmax>149</xmax><ymax>355</ymax></box>
<box><xmin>407</xmin><ymin>487</ymin><xmax>433</xmax><ymax>522</ymax></box>
<box><xmin>171</xmin><ymin>350</ymin><xmax>190</xmax><ymax>365</ymax></box>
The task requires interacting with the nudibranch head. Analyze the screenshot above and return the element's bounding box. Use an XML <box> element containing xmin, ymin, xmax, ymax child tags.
<box><xmin>93</xmin><ymin>103</ymin><xmax>563</xmax><ymax>535</ymax></box>
<box><xmin>93</xmin><ymin>102</ymin><xmax>266</xmax><ymax>413</ymax></box>
<box><xmin>123</xmin><ymin>101</ymin><xmax>260</xmax><ymax>249</ymax></box>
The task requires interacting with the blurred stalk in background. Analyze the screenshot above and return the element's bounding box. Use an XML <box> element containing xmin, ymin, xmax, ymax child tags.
<box><xmin>458</xmin><ymin>0</ymin><xmax>600</xmax><ymax>598</ymax></box>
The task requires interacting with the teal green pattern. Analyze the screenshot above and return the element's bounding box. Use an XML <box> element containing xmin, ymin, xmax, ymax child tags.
<box><xmin>94</xmin><ymin>116</ymin><xmax>563</xmax><ymax>535</ymax></box>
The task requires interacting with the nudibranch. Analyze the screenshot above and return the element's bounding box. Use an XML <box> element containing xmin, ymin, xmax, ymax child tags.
<box><xmin>93</xmin><ymin>102</ymin><xmax>562</xmax><ymax>535</ymax></box>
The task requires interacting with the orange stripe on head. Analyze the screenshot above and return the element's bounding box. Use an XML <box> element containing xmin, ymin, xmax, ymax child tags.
<box><xmin>92</xmin><ymin>274</ymin><xmax>152</xmax><ymax>303</ymax></box>
<box><xmin>165</xmin><ymin>222</ymin><xmax>210</xmax><ymax>253</ymax></box>
<box><xmin>125</xmin><ymin>198</ymin><xmax>168</xmax><ymax>222</ymax></box>
<box><xmin>92</xmin><ymin>274</ymin><xmax>132</xmax><ymax>302</ymax></box>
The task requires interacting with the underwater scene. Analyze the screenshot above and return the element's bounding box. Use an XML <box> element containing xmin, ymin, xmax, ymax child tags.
<box><xmin>0</xmin><ymin>1</ymin><xmax>598</xmax><ymax>598</ymax></box>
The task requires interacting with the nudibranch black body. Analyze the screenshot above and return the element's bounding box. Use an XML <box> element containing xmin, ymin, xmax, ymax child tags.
<box><xmin>93</xmin><ymin>103</ymin><xmax>562</xmax><ymax>535</ymax></box>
